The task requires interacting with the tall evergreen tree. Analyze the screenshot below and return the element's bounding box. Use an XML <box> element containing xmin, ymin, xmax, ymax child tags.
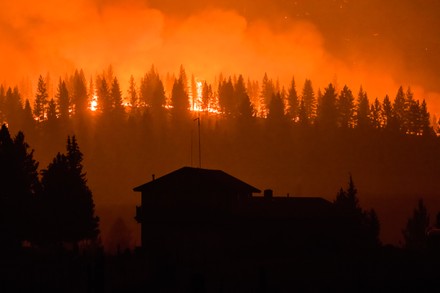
<box><xmin>46</xmin><ymin>99</ymin><xmax>57</xmax><ymax>123</ymax></box>
<box><xmin>171</xmin><ymin>73</ymin><xmax>189</xmax><ymax>116</ymax></box>
<box><xmin>71</xmin><ymin>69</ymin><xmax>88</xmax><ymax>116</ymax></box>
<box><xmin>287</xmin><ymin>77</ymin><xmax>299</xmax><ymax>121</ymax></box>
<box><xmin>393</xmin><ymin>86</ymin><xmax>406</xmax><ymax>133</ymax></box>
<box><xmin>40</xmin><ymin>136</ymin><xmax>99</xmax><ymax>245</ymax></box>
<box><xmin>419</xmin><ymin>100</ymin><xmax>432</xmax><ymax>136</ymax></box>
<box><xmin>298</xmin><ymin>99</ymin><xmax>309</xmax><ymax>126</ymax></box>
<box><xmin>97</xmin><ymin>77</ymin><xmax>111</xmax><ymax>115</ymax></box>
<box><xmin>403</xmin><ymin>199</ymin><xmax>430</xmax><ymax>251</ymax></box>
<box><xmin>334</xmin><ymin>175</ymin><xmax>380</xmax><ymax>248</ymax></box>
<box><xmin>316</xmin><ymin>83</ymin><xmax>338</xmax><ymax>128</ymax></box>
<box><xmin>140</xmin><ymin>65</ymin><xmax>166</xmax><ymax>110</ymax></box>
<box><xmin>301</xmin><ymin>79</ymin><xmax>316</xmax><ymax>123</ymax></box>
<box><xmin>218</xmin><ymin>77</ymin><xmax>234</xmax><ymax>115</ymax></box>
<box><xmin>4</xmin><ymin>87</ymin><xmax>23</xmax><ymax>127</ymax></box>
<box><xmin>21</xmin><ymin>99</ymin><xmax>35</xmax><ymax>135</ymax></box>
<box><xmin>356</xmin><ymin>86</ymin><xmax>371</xmax><ymax>129</ymax></box>
<box><xmin>0</xmin><ymin>85</ymin><xmax>5</xmax><ymax>123</ymax></box>
<box><xmin>201</xmin><ymin>81</ymin><xmax>212</xmax><ymax>111</ymax></box>
<box><xmin>370</xmin><ymin>98</ymin><xmax>382</xmax><ymax>129</ymax></box>
<box><xmin>152</xmin><ymin>77</ymin><xmax>166</xmax><ymax>111</ymax></box>
<box><xmin>407</xmin><ymin>99</ymin><xmax>421</xmax><ymax>135</ymax></box>
<box><xmin>260</xmin><ymin>73</ymin><xmax>275</xmax><ymax>115</ymax></box>
<box><xmin>56</xmin><ymin>79</ymin><xmax>70</xmax><ymax>120</ymax></box>
<box><xmin>111</xmin><ymin>77</ymin><xmax>125</xmax><ymax>117</ymax></box>
<box><xmin>33</xmin><ymin>75</ymin><xmax>49</xmax><ymax>122</ymax></box>
<box><xmin>235</xmin><ymin>75</ymin><xmax>253</xmax><ymax>118</ymax></box>
<box><xmin>128</xmin><ymin>75</ymin><xmax>138</xmax><ymax>112</ymax></box>
<box><xmin>267</xmin><ymin>92</ymin><xmax>285</xmax><ymax>121</ymax></box>
<box><xmin>337</xmin><ymin>85</ymin><xmax>355</xmax><ymax>128</ymax></box>
<box><xmin>382</xmin><ymin>95</ymin><xmax>395</xmax><ymax>131</ymax></box>
<box><xmin>0</xmin><ymin>125</ymin><xmax>39</xmax><ymax>247</ymax></box>
<box><xmin>404</xmin><ymin>87</ymin><xmax>415</xmax><ymax>131</ymax></box>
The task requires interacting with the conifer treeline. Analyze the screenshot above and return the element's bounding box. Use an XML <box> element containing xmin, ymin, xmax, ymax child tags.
<box><xmin>0</xmin><ymin>65</ymin><xmax>436</xmax><ymax>137</ymax></box>
<box><xmin>0</xmin><ymin>125</ymin><xmax>99</xmax><ymax>250</ymax></box>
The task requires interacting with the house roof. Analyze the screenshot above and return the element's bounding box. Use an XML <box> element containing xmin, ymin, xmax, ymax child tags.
<box><xmin>133</xmin><ymin>166</ymin><xmax>261</xmax><ymax>194</ymax></box>
<box><xmin>244</xmin><ymin>196</ymin><xmax>334</xmax><ymax>219</ymax></box>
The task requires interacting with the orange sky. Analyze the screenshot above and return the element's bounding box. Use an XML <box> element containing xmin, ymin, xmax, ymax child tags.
<box><xmin>1</xmin><ymin>0</ymin><xmax>440</xmax><ymax>114</ymax></box>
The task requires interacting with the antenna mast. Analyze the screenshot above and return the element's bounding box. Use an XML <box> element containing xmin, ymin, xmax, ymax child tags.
<box><xmin>193</xmin><ymin>116</ymin><xmax>202</xmax><ymax>168</ymax></box>
<box><xmin>198</xmin><ymin>116</ymin><xmax>201</xmax><ymax>168</ymax></box>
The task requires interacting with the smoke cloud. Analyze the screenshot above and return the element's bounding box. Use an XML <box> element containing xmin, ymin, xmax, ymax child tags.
<box><xmin>1</xmin><ymin>0</ymin><xmax>439</xmax><ymax>113</ymax></box>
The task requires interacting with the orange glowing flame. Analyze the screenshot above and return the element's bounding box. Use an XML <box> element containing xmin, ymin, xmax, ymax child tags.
<box><xmin>188</xmin><ymin>78</ymin><xmax>222</xmax><ymax>114</ymax></box>
<box><xmin>90</xmin><ymin>94</ymin><xmax>98</xmax><ymax>112</ymax></box>
<box><xmin>191</xmin><ymin>81</ymin><xmax>203</xmax><ymax>112</ymax></box>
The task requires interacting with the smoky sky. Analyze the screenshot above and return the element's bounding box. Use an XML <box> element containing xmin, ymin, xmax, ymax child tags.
<box><xmin>1</xmin><ymin>0</ymin><xmax>440</xmax><ymax>112</ymax></box>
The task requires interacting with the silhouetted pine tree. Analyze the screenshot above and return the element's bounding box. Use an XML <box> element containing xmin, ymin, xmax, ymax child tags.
<box><xmin>298</xmin><ymin>99</ymin><xmax>309</xmax><ymax>127</ymax></box>
<box><xmin>393</xmin><ymin>86</ymin><xmax>406</xmax><ymax>133</ymax></box>
<box><xmin>218</xmin><ymin>77</ymin><xmax>234</xmax><ymax>115</ymax></box>
<box><xmin>356</xmin><ymin>86</ymin><xmax>370</xmax><ymax>129</ymax></box>
<box><xmin>235</xmin><ymin>75</ymin><xmax>253</xmax><ymax>118</ymax></box>
<box><xmin>201</xmin><ymin>81</ymin><xmax>212</xmax><ymax>111</ymax></box>
<box><xmin>337</xmin><ymin>85</ymin><xmax>355</xmax><ymax>128</ymax></box>
<box><xmin>382</xmin><ymin>95</ymin><xmax>395</xmax><ymax>131</ymax></box>
<box><xmin>21</xmin><ymin>99</ymin><xmax>35</xmax><ymax>136</ymax></box>
<box><xmin>403</xmin><ymin>199</ymin><xmax>429</xmax><ymax>251</ymax></box>
<box><xmin>40</xmin><ymin>136</ymin><xmax>99</xmax><ymax>245</ymax></box>
<box><xmin>370</xmin><ymin>98</ymin><xmax>382</xmax><ymax>129</ymax></box>
<box><xmin>5</xmin><ymin>87</ymin><xmax>23</xmax><ymax>129</ymax></box>
<box><xmin>407</xmin><ymin>99</ymin><xmax>421</xmax><ymax>135</ymax></box>
<box><xmin>140</xmin><ymin>65</ymin><xmax>166</xmax><ymax>111</ymax></box>
<box><xmin>267</xmin><ymin>92</ymin><xmax>285</xmax><ymax>122</ymax></box>
<box><xmin>171</xmin><ymin>73</ymin><xmax>190</xmax><ymax>117</ymax></box>
<box><xmin>419</xmin><ymin>100</ymin><xmax>432</xmax><ymax>136</ymax></box>
<box><xmin>152</xmin><ymin>77</ymin><xmax>166</xmax><ymax>112</ymax></box>
<box><xmin>56</xmin><ymin>79</ymin><xmax>70</xmax><ymax>120</ymax></box>
<box><xmin>128</xmin><ymin>75</ymin><xmax>138</xmax><ymax>112</ymax></box>
<box><xmin>111</xmin><ymin>77</ymin><xmax>125</xmax><ymax>118</ymax></box>
<box><xmin>0</xmin><ymin>125</ymin><xmax>39</xmax><ymax>248</ymax></box>
<box><xmin>33</xmin><ymin>75</ymin><xmax>49</xmax><ymax>123</ymax></box>
<box><xmin>0</xmin><ymin>85</ymin><xmax>5</xmax><ymax>123</ymax></box>
<box><xmin>334</xmin><ymin>175</ymin><xmax>380</xmax><ymax>248</ymax></box>
<box><xmin>260</xmin><ymin>73</ymin><xmax>275</xmax><ymax>114</ymax></box>
<box><xmin>287</xmin><ymin>77</ymin><xmax>299</xmax><ymax>121</ymax></box>
<box><xmin>316</xmin><ymin>83</ymin><xmax>338</xmax><ymax>128</ymax></box>
<box><xmin>71</xmin><ymin>69</ymin><xmax>88</xmax><ymax>117</ymax></box>
<box><xmin>97</xmin><ymin>77</ymin><xmax>111</xmax><ymax>115</ymax></box>
<box><xmin>301</xmin><ymin>79</ymin><xmax>316</xmax><ymax>123</ymax></box>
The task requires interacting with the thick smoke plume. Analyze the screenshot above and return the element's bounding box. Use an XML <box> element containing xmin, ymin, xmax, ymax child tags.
<box><xmin>1</xmin><ymin>0</ymin><xmax>439</xmax><ymax>113</ymax></box>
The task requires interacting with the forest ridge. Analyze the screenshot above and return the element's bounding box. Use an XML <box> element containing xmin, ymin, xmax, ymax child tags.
<box><xmin>1</xmin><ymin>66</ymin><xmax>440</xmax><ymax>247</ymax></box>
<box><xmin>0</xmin><ymin>66</ymin><xmax>437</xmax><ymax>136</ymax></box>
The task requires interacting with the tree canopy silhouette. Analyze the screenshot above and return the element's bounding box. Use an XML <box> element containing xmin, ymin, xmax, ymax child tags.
<box><xmin>334</xmin><ymin>175</ymin><xmax>380</xmax><ymax>249</ymax></box>
<box><xmin>402</xmin><ymin>199</ymin><xmax>430</xmax><ymax>251</ymax></box>
<box><xmin>40</xmin><ymin>136</ymin><xmax>99</xmax><ymax>245</ymax></box>
<box><xmin>0</xmin><ymin>124</ymin><xmax>39</xmax><ymax>248</ymax></box>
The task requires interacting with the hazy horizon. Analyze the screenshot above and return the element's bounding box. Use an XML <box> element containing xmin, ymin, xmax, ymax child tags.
<box><xmin>1</xmin><ymin>0</ymin><xmax>440</xmax><ymax>113</ymax></box>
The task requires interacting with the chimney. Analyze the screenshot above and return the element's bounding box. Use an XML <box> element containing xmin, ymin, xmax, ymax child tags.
<box><xmin>152</xmin><ymin>174</ymin><xmax>155</xmax><ymax>181</ymax></box>
<box><xmin>264</xmin><ymin>189</ymin><xmax>273</xmax><ymax>199</ymax></box>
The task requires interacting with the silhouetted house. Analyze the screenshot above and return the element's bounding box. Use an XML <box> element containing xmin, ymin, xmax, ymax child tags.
<box><xmin>133</xmin><ymin>167</ymin><xmax>336</xmax><ymax>261</ymax></box>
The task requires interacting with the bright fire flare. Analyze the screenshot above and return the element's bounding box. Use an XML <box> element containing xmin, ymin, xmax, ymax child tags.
<box><xmin>193</xmin><ymin>81</ymin><xmax>203</xmax><ymax>112</ymax></box>
<box><xmin>90</xmin><ymin>94</ymin><xmax>98</xmax><ymax>112</ymax></box>
<box><xmin>188</xmin><ymin>79</ymin><xmax>222</xmax><ymax>114</ymax></box>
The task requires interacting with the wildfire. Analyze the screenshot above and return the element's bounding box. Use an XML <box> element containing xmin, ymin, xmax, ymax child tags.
<box><xmin>192</xmin><ymin>81</ymin><xmax>203</xmax><ymax>112</ymax></box>
<box><xmin>188</xmin><ymin>79</ymin><xmax>221</xmax><ymax>114</ymax></box>
<box><xmin>90</xmin><ymin>94</ymin><xmax>98</xmax><ymax>112</ymax></box>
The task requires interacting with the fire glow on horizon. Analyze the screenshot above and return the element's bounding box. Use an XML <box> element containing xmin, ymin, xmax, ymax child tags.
<box><xmin>2</xmin><ymin>0</ymin><xmax>440</xmax><ymax>115</ymax></box>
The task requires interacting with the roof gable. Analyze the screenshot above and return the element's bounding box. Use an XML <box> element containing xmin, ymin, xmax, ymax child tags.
<box><xmin>133</xmin><ymin>166</ymin><xmax>261</xmax><ymax>194</ymax></box>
